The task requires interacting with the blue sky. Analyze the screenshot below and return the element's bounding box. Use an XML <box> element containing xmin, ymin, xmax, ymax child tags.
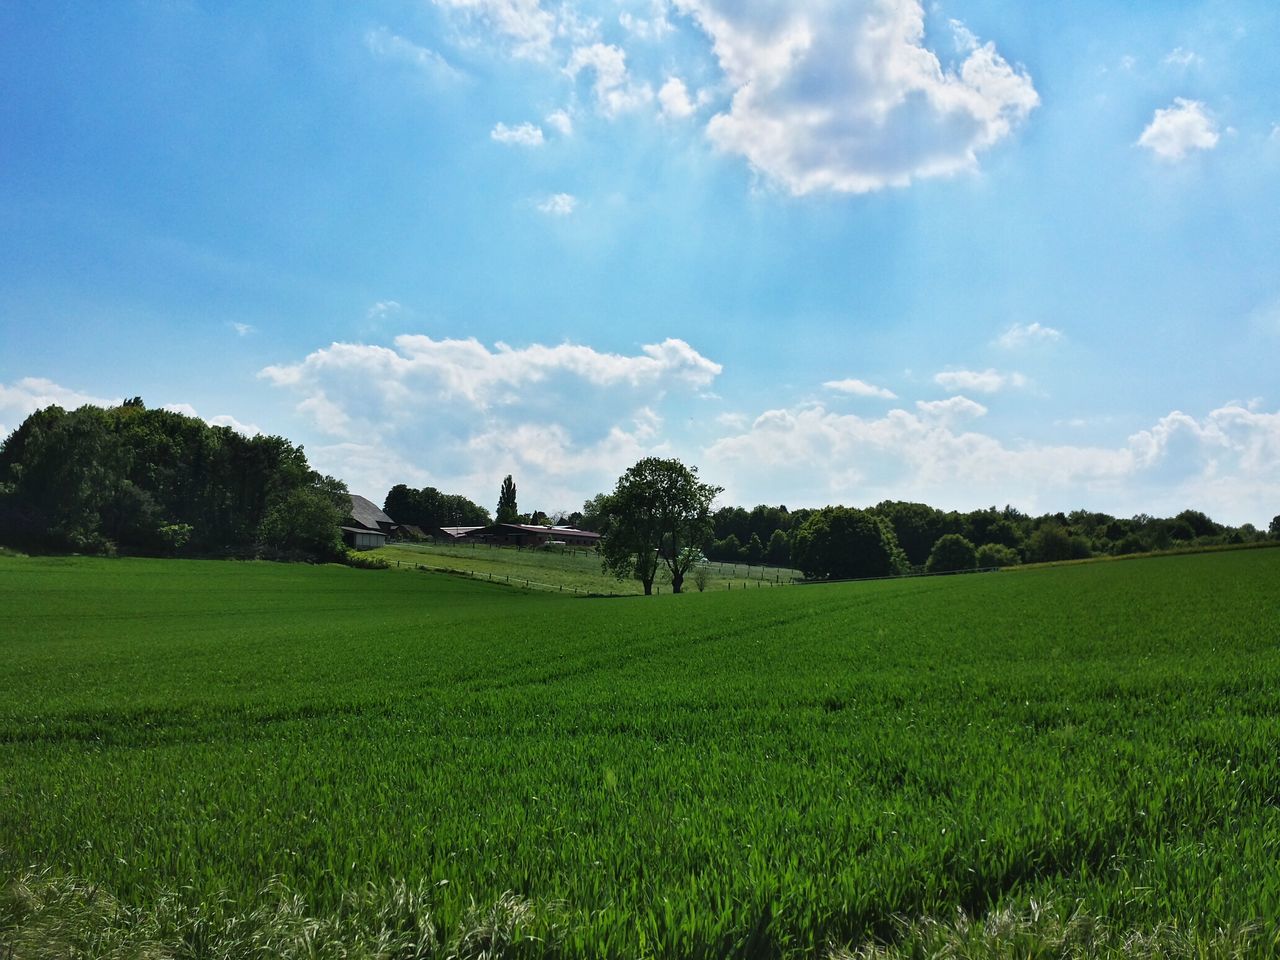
<box><xmin>2</xmin><ymin>0</ymin><xmax>1278</xmax><ymax>525</ymax></box>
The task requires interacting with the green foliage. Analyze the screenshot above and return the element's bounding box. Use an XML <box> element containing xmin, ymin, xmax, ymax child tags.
<box><xmin>0</xmin><ymin>401</ymin><xmax>346</xmax><ymax>560</ymax></box>
<box><xmin>1026</xmin><ymin>524</ymin><xmax>1092</xmax><ymax>564</ymax></box>
<box><xmin>384</xmin><ymin>484</ymin><xmax>491</xmax><ymax>532</ymax></box>
<box><xmin>765</xmin><ymin>528</ymin><xmax>790</xmax><ymax>566</ymax></box>
<box><xmin>975</xmin><ymin>542</ymin><xmax>1020</xmax><ymax>568</ymax></box>
<box><xmin>2</xmin><ymin>550</ymin><xmax>1279</xmax><ymax>956</ymax></box>
<box><xmin>745</xmin><ymin>532</ymin><xmax>765</xmax><ymax>565</ymax></box>
<box><xmin>926</xmin><ymin>533</ymin><xmax>977</xmax><ymax>573</ymax></box>
<box><xmin>496</xmin><ymin>475</ymin><xmax>519</xmax><ymax>524</ymax></box>
<box><xmin>597</xmin><ymin>457</ymin><xmax>722</xmax><ymax>594</ymax></box>
<box><xmin>1270</xmin><ymin>515</ymin><xmax>1280</xmax><ymax>539</ymax></box>
<box><xmin>791</xmin><ymin>506</ymin><xmax>908</xmax><ymax>580</ymax></box>
<box><xmin>873</xmin><ymin>500</ymin><xmax>960</xmax><ymax>567</ymax></box>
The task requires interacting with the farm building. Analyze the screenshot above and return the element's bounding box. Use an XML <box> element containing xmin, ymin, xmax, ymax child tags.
<box><xmin>462</xmin><ymin>523</ymin><xmax>600</xmax><ymax>549</ymax></box>
<box><xmin>435</xmin><ymin>526</ymin><xmax>485</xmax><ymax>541</ymax></box>
<box><xmin>342</xmin><ymin>494</ymin><xmax>396</xmax><ymax>549</ymax></box>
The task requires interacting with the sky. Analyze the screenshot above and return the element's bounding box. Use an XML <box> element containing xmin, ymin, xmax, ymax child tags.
<box><xmin>2</xmin><ymin>0</ymin><xmax>1278</xmax><ymax>526</ymax></box>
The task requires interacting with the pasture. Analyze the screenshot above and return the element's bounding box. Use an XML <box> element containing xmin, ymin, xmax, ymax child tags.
<box><xmin>2</xmin><ymin>550</ymin><xmax>1279</xmax><ymax>957</ymax></box>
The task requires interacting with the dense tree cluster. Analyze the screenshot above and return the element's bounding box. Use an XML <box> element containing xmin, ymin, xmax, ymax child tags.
<box><xmin>702</xmin><ymin>497</ymin><xmax>1274</xmax><ymax>577</ymax></box>
<box><xmin>0</xmin><ymin>401</ymin><xmax>348</xmax><ymax>560</ymax></box>
<box><xmin>383</xmin><ymin>484</ymin><xmax>491</xmax><ymax>531</ymax></box>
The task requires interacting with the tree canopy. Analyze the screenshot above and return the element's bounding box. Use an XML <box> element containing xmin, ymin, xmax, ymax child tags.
<box><xmin>383</xmin><ymin>484</ymin><xmax>490</xmax><ymax>531</ymax></box>
<box><xmin>597</xmin><ymin>457</ymin><xmax>721</xmax><ymax>595</ymax></box>
<box><xmin>790</xmin><ymin>507</ymin><xmax>908</xmax><ymax>581</ymax></box>
<box><xmin>0</xmin><ymin>401</ymin><xmax>347</xmax><ymax>559</ymax></box>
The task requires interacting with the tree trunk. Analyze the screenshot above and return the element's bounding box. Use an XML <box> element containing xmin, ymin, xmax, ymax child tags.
<box><xmin>642</xmin><ymin>579</ymin><xmax>653</xmax><ymax>595</ymax></box>
<box><xmin>671</xmin><ymin>570</ymin><xmax>684</xmax><ymax>594</ymax></box>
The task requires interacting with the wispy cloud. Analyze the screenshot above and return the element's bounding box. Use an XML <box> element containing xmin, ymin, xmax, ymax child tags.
<box><xmin>823</xmin><ymin>378</ymin><xmax>896</xmax><ymax>399</ymax></box>
<box><xmin>565</xmin><ymin>43</ymin><xmax>653</xmax><ymax>116</ymax></box>
<box><xmin>491</xmin><ymin>121</ymin><xmax>545</xmax><ymax>146</ymax></box>
<box><xmin>1138</xmin><ymin>98</ymin><xmax>1219</xmax><ymax>160</ymax></box>
<box><xmin>1163</xmin><ymin>47</ymin><xmax>1202</xmax><ymax>68</ymax></box>
<box><xmin>995</xmin><ymin>322</ymin><xmax>1063</xmax><ymax>349</ymax></box>
<box><xmin>537</xmin><ymin>193</ymin><xmax>577</xmax><ymax>216</ymax></box>
<box><xmin>364</xmin><ymin>27</ymin><xmax>463</xmax><ymax>84</ymax></box>
<box><xmin>933</xmin><ymin>369</ymin><xmax>1029</xmax><ymax>393</ymax></box>
<box><xmin>544</xmin><ymin>108</ymin><xmax>573</xmax><ymax>136</ymax></box>
<box><xmin>231</xmin><ymin>322</ymin><xmax>255</xmax><ymax>337</ymax></box>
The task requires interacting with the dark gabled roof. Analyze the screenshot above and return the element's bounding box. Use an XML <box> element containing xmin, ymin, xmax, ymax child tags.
<box><xmin>438</xmin><ymin>526</ymin><xmax>484</xmax><ymax>538</ymax></box>
<box><xmin>340</xmin><ymin>525</ymin><xmax>387</xmax><ymax>537</ymax></box>
<box><xmin>466</xmin><ymin>523</ymin><xmax>600</xmax><ymax>540</ymax></box>
<box><xmin>348</xmin><ymin>494</ymin><xmax>393</xmax><ymax>530</ymax></box>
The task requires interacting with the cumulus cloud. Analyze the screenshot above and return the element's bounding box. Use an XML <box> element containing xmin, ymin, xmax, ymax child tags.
<box><xmin>995</xmin><ymin>322</ymin><xmax>1062</xmax><ymax>349</ymax></box>
<box><xmin>676</xmin><ymin>0</ymin><xmax>1038</xmax><ymax>194</ymax></box>
<box><xmin>1138</xmin><ymin>98</ymin><xmax>1219</xmax><ymax>160</ymax></box>
<box><xmin>537</xmin><ymin>192</ymin><xmax>577</xmax><ymax>215</ymax></box>
<box><xmin>565</xmin><ymin>43</ymin><xmax>654</xmax><ymax>116</ymax></box>
<box><xmin>933</xmin><ymin>369</ymin><xmax>1028</xmax><ymax>393</ymax></box>
<box><xmin>365</xmin><ymin>27</ymin><xmax>463</xmax><ymax>83</ymax></box>
<box><xmin>545</xmin><ymin>108</ymin><xmax>573</xmax><ymax>136</ymax></box>
<box><xmin>259</xmin><ymin>335</ymin><xmax>721</xmax><ymax>509</ymax></box>
<box><xmin>0</xmin><ymin>378</ymin><xmax>121</xmax><ymax>440</ymax></box>
<box><xmin>491</xmin><ymin>121</ymin><xmax>545</xmax><ymax>146</ymax></box>
<box><xmin>702</xmin><ymin>400</ymin><xmax>1280</xmax><ymax>525</ymax></box>
<box><xmin>619</xmin><ymin>2</ymin><xmax>675</xmax><ymax>40</ymax></box>
<box><xmin>823</xmin><ymin>378</ymin><xmax>896</xmax><ymax>399</ymax></box>
<box><xmin>658</xmin><ymin>76</ymin><xmax>696</xmax><ymax>119</ymax></box>
<box><xmin>161</xmin><ymin>403</ymin><xmax>262</xmax><ymax>437</ymax></box>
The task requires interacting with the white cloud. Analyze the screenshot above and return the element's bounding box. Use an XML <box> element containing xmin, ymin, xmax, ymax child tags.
<box><xmin>1163</xmin><ymin>47</ymin><xmax>1202</xmax><ymax>68</ymax></box>
<box><xmin>365</xmin><ymin>27</ymin><xmax>463</xmax><ymax>83</ymax></box>
<box><xmin>619</xmin><ymin>2</ymin><xmax>675</xmax><ymax>40</ymax></box>
<box><xmin>259</xmin><ymin>335</ymin><xmax>720</xmax><ymax>513</ymax></box>
<box><xmin>658</xmin><ymin>76</ymin><xmax>696</xmax><ymax>119</ymax></box>
<box><xmin>231</xmin><ymin>322</ymin><xmax>254</xmax><ymax>337</ymax></box>
<box><xmin>1138</xmin><ymin>98</ymin><xmax>1220</xmax><ymax>160</ymax></box>
<box><xmin>565</xmin><ymin>43</ymin><xmax>654</xmax><ymax>116</ymax></box>
<box><xmin>490</xmin><ymin>121</ymin><xmax>545</xmax><ymax>146</ymax></box>
<box><xmin>915</xmin><ymin>395</ymin><xmax>988</xmax><ymax>421</ymax></box>
<box><xmin>161</xmin><ymin>403</ymin><xmax>262</xmax><ymax>437</ymax></box>
<box><xmin>933</xmin><ymin>368</ymin><xmax>1028</xmax><ymax>393</ymax></box>
<box><xmin>823</xmin><ymin>378</ymin><xmax>896</xmax><ymax>399</ymax></box>
<box><xmin>545</xmin><ymin>108</ymin><xmax>573</xmax><ymax>136</ymax></box>
<box><xmin>0</xmin><ymin>378</ymin><xmax>121</xmax><ymax>440</ymax></box>
<box><xmin>366</xmin><ymin>300</ymin><xmax>403</xmax><ymax>321</ymax></box>
<box><xmin>537</xmin><ymin>193</ymin><xmax>577</xmax><ymax>215</ymax></box>
<box><xmin>676</xmin><ymin>1</ymin><xmax>1038</xmax><ymax>194</ymax></box>
<box><xmin>702</xmin><ymin>400</ymin><xmax>1280</xmax><ymax>525</ymax></box>
<box><xmin>995</xmin><ymin>322</ymin><xmax>1062</xmax><ymax>349</ymax></box>
<box><xmin>431</xmin><ymin>0</ymin><xmax>557</xmax><ymax>60</ymax></box>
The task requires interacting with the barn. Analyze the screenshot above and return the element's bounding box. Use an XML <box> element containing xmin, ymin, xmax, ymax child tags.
<box><xmin>342</xmin><ymin>494</ymin><xmax>395</xmax><ymax>549</ymax></box>
<box><xmin>462</xmin><ymin>523</ymin><xmax>600</xmax><ymax>549</ymax></box>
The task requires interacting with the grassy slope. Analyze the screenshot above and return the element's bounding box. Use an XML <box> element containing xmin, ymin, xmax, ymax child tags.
<box><xmin>372</xmin><ymin>540</ymin><xmax>801</xmax><ymax>595</ymax></box>
<box><xmin>2</xmin><ymin>552</ymin><xmax>1279</xmax><ymax>956</ymax></box>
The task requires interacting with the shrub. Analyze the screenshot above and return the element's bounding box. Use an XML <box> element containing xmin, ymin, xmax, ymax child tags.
<box><xmin>975</xmin><ymin>543</ymin><xmax>1020</xmax><ymax>568</ymax></box>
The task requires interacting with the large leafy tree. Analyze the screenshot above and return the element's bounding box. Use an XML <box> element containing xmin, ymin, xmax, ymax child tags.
<box><xmin>598</xmin><ymin>457</ymin><xmax>721</xmax><ymax>595</ymax></box>
<box><xmin>496</xmin><ymin>474</ymin><xmax>519</xmax><ymax>524</ymax></box>
<box><xmin>791</xmin><ymin>507</ymin><xmax>908</xmax><ymax>581</ymax></box>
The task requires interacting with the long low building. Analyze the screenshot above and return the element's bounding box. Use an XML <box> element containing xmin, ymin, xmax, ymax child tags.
<box><xmin>462</xmin><ymin>523</ymin><xmax>600</xmax><ymax>548</ymax></box>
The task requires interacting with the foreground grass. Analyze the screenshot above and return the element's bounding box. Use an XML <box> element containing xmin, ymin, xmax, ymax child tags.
<box><xmin>2</xmin><ymin>551</ymin><xmax>1279</xmax><ymax>956</ymax></box>
<box><xmin>373</xmin><ymin>540</ymin><xmax>800</xmax><ymax>595</ymax></box>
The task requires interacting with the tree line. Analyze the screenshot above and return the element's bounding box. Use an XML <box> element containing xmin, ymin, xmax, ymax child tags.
<box><xmin>0</xmin><ymin>400</ymin><xmax>350</xmax><ymax>561</ymax></box>
<box><xmin>698</xmin><ymin>500</ymin><xmax>1278</xmax><ymax>576</ymax></box>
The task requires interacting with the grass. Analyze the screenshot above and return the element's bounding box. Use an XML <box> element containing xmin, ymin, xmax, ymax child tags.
<box><xmin>2</xmin><ymin>550</ymin><xmax>1279</xmax><ymax>957</ymax></box>
<box><xmin>372</xmin><ymin>540</ymin><xmax>802</xmax><ymax>595</ymax></box>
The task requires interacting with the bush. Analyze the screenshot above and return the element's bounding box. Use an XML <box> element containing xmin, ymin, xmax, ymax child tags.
<box><xmin>342</xmin><ymin>549</ymin><xmax>390</xmax><ymax>570</ymax></box>
<box><xmin>975</xmin><ymin>543</ymin><xmax>1020</xmax><ymax>568</ymax></box>
<box><xmin>926</xmin><ymin>534</ymin><xmax>977</xmax><ymax>573</ymax></box>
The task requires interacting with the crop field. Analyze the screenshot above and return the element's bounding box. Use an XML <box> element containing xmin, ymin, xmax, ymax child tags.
<box><xmin>373</xmin><ymin>540</ymin><xmax>802</xmax><ymax>595</ymax></box>
<box><xmin>2</xmin><ymin>549</ymin><xmax>1280</xmax><ymax>957</ymax></box>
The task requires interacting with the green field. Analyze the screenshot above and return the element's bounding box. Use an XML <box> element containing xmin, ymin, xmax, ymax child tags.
<box><xmin>372</xmin><ymin>539</ymin><xmax>802</xmax><ymax>595</ymax></box>
<box><xmin>2</xmin><ymin>550</ymin><xmax>1280</xmax><ymax>957</ymax></box>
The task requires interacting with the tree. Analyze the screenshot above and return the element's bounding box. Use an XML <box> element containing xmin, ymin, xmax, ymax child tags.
<box><xmin>496</xmin><ymin>475</ymin><xmax>518</xmax><ymax>524</ymax></box>
<box><xmin>1269</xmin><ymin>515</ymin><xmax>1279</xmax><ymax>539</ymax></box>
<box><xmin>765</xmin><ymin>529</ymin><xmax>790</xmax><ymax>566</ymax></box>
<box><xmin>1026</xmin><ymin>524</ymin><xmax>1090</xmax><ymax>563</ymax></box>
<box><xmin>926</xmin><ymin>534</ymin><xmax>977</xmax><ymax>573</ymax></box>
<box><xmin>598</xmin><ymin>457</ymin><xmax>721</xmax><ymax>595</ymax></box>
<box><xmin>976</xmin><ymin>543</ymin><xmax>1020</xmax><ymax>568</ymax></box>
<box><xmin>745</xmin><ymin>532</ymin><xmax>765</xmax><ymax>565</ymax></box>
<box><xmin>790</xmin><ymin>507</ymin><xmax>908</xmax><ymax>581</ymax></box>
